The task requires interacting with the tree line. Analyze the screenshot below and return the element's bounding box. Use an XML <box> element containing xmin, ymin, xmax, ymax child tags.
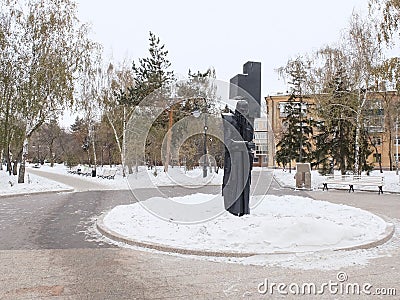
<box><xmin>0</xmin><ymin>0</ymin><xmax>222</xmax><ymax>183</ymax></box>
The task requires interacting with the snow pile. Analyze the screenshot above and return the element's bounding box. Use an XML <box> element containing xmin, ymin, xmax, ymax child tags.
<box><xmin>102</xmin><ymin>194</ymin><xmax>389</xmax><ymax>254</ymax></box>
<box><xmin>0</xmin><ymin>169</ymin><xmax>72</xmax><ymax>196</ymax></box>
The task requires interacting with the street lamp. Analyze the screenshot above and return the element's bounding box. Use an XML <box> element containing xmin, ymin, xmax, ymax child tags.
<box><xmin>203</xmin><ymin>119</ymin><xmax>208</xmax><ymax>178</ymax></box>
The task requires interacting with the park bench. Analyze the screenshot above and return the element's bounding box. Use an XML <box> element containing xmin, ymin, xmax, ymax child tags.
<box><xmin>78</xmin><ymin>166</ymin><xmax>91</xmax><ymax>176</ymax></box>
<box><xmin>322</xmin><ymin>174</ymin><xmax>384</xmax><ymax>194</ymax></box>
<box><xmin>97</xmin><ymin>169</ymin><xmax>117</xmax><ymax>179</ymax></box>
<box><xmin>67</xmin><ymin>166</ymin><xmax>79</xmax><ymax>174</ymax></box>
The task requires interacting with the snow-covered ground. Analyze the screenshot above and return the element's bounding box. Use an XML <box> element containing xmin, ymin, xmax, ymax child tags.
<box><xmin>0</xmin><ymin>168</ymin><xmax>72</xmax><ymax>197</ymax></box>
<box><xmin>273</xmin><ymin>168</ymin><xmax>400</xmax><ymax>193</ymax></box>
<box><xmin>126</xmin><ymin>165</ymin><xmax>223</xmax><ymax>189</ymax></box>
<box><xmin>3</xmin><ymin>161</ymin><xmax>399</xmax><ymax>197</ymax></box>
<box><xmin>102</xmin><ymin>194</ymin><xmax>390</xmax><ymax>254</ymax></box>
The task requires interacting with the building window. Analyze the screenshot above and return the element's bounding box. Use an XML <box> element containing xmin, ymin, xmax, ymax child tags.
<box><xmin>254</xmin><ymin>132</ymin><xmax>267</xmax><ymax>140</ymax></box>
<box><xmin>255</xmin><ymin>121</ymin><xmax>268</xmax><ymax>130</ymax></box>
<box><xmin>255</xmin><ymin>144</ymin><xmax>268</xmax><ymax>155</ymax></box>
<box><xmin>279</xmin><ymin>102</ymin><xmax>308</xmax><ymax>118</ymax></box>
<box><xmin>394</xmin><ymin>138</ymin><xmax>400</xmax><ymax>146</ymax></box>
<box><xmin>365</xmin><ymin>99</ymin><xmax>384</xmax><ymax>132</ymax></box>
<box><xmin>373</xmin><ymin>153</ymin><xmax>381</xmax><ymax>163</ymax></box>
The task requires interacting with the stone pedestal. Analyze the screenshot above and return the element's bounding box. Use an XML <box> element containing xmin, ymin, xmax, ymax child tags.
<box><xmin>295</xmin><ymin>163</ymin><xmax>311</xmax><ymax>189</ymax></box>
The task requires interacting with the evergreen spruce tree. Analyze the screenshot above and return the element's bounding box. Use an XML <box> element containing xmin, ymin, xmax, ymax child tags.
<box><xmin>276</xmin><ymin>58</ymin><xmax>314</xmax><ymax>172</ymax></box>
<box><xmin>316</xmin><ymin>62</ymin><xmax>358</xmax><ymax>174</ymax></box>
<box><xmin>117</xmin><ymin>32</ymin><xmax>175</xmax><ymax>171</ymax></box>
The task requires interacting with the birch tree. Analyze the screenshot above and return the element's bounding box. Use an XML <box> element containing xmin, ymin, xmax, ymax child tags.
<box><xmin>1</xmin><ymin>0</ymin><xmax>98</xmax><ymax>183</ymax></box>
<box><xmin>98</xmin><ymin>61</ymin><xmax>135</xmax><ymax>177</ymax></box>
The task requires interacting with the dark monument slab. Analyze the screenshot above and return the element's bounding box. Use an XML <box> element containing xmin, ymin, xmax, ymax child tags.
<box><xmin>223</xmin><ymin>61</ymin><xmax>261</xmax><ymax>216</ymax></box>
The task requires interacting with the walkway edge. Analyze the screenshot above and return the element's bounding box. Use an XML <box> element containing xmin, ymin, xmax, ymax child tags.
<box><xmin>0</xmin><ymin>188</ymin><xmax>75</xmax><ymax>199</ymax></box>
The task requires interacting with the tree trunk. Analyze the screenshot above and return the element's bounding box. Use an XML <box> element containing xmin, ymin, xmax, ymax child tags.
<box><xmin>0</xmin><ymin>149</ymin><xmax>3</xmax><ymax>171</ymax></box>
<box><xmin>49</xmin><ymin>141</ymin><xmax>54</xmax><ymax>167</ymax></box>
<box><xmin>18</xmin><ymin>161</ymin><xmax>25</xmax><ymax>183</ymax></box>
<box><xmin>122</xmin><ymin>107</ymin><xmax>127</xmax><ymax>177</ymax></box>
<box><xmin>106</xmin><ymin>111</ymin><xmax>124</xmax><ymax>176</ymax></box>
<box><xmin>389</xmin><ymin>130</ymin><xmax>393</xmax><ymax>171</ymax></box>
<box><xmin>90</xmin><ymin>125</ymin><xmax>97</xmax><ymax>168</ymax></box>
<box><xmin>101</xmin><ymin>147</ymin><xmax>104</xmax><ymax>167</ymax></box>
<box><xmin>128</xmin><ymin>164</ymin><xmax>133</xmax><ymax>174</ymax></box>
<box><xmin>13</xmin><ymin>160</ymin><xmax>18</xmax><ymax>176</ymax></box>
<box><xmin>87</xmin><ymin>149</ymin><xmax>91</xmax><ymax>167</ymax></box>
<box><xmin>164</xmin><ymin>109</ymin><xmax>173</xmax><ymax>172</ymax></box>
<box><xmin>18</xmin><ymin>138</ymin><xmax>28</xmax><ymax>183</ymax></box>
<box><xmin>6</xmin><ymin>146</ymin><xmax>12</xmax><ymax>175</ymax></box>
<box><xmin>108</xmin><ymin>146</ymin><xmax>112</xmax><ymax>167</ymax></box>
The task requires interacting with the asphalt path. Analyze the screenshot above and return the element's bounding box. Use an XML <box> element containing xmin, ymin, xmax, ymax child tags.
<box><xmin>0</xmin><ymin>170</ymin><xmax>290</xmax><ymax>250</ymax></box>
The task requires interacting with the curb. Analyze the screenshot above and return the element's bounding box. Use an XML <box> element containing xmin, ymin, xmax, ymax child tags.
<box><xmin>96</xmin><ymin>210</ymin><xmax>395</xmax><ymax>258</ymax></box>
<box><xmin>0</xmin><ymin>188</ymin><xmax>75</xmax><ymax>199</ymax></box>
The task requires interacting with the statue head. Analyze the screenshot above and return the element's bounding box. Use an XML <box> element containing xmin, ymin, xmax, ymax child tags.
<box><xmin>235</xmin><ymin>100</ymin><xmax>249</xmax><ymax>116</ymax></box>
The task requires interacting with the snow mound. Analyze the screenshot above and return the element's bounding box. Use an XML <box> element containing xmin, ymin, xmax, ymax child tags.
<box><xmin>102</xmin><ymin>194</ymin><xmax>390</xmax><ymax>254</ymax></box>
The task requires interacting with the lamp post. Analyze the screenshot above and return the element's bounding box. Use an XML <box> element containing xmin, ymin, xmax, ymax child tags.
<box><xmin>203</xmin><ymin>114</ymin><xmax>208</xmax><ymax>178</ymax></box>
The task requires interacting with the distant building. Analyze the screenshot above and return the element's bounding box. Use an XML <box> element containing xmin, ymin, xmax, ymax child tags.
<box><xmin>253</xmin><ymin>116</ymin><xmax>269</xmax><ymax>167</ymax></box>
<box><xmin>265</xmin><ymin>91</ymin><xmax>400</xmax><ymax>170</ymax></box>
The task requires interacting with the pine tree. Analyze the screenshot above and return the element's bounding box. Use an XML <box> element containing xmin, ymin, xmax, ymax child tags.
<box><xmin>121</xmin><ymin>32</ymin><xmax>175</xmax><ymax>171</ymax></box>
<box><xmin>124</xmin><ymin>31</ymin><xmax>174</xmax><ymax>106</ymax></box>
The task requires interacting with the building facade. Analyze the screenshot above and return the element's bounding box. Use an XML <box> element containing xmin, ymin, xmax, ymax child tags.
<box><xmin>265</xmin><ymin>92</ymin><xmax>400</xmax><ymax>170</ymax></box>
<box><xmin>253</xmin><ymin>116</ymin><xmax>269</xmax><ymax>167</ymax></box>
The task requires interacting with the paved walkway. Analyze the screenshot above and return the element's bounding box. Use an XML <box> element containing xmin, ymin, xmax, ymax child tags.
<box><xmin>0</xmin><ymin>172</ymin><xmax>398</xmax><ymax>299</ymax></box>
<box><xmin>27</xmin><ymin>169</ymin><xmax>109</xmax><ymax>192</ymax></box>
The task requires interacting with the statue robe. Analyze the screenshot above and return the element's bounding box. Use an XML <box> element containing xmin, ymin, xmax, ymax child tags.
<box><xmin>222</xmin><ymin>112</ymin><xmax>254</xmax><ymax>216</ymax></box>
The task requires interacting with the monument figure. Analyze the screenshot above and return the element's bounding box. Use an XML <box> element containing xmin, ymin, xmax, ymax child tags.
<box><xmin>222</xmin><ymin>100</ymin><xmax>255</xmax><ymax>216</ymax></box>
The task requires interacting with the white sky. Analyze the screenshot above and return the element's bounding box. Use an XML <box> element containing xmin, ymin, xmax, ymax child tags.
<box><xmin>63</xmin><ymin>0</ymin><xmax>369</xmax><ymax>127</ymax></box>
<box><xmin>77</xmin><ymin>0</ymin><xmax>368</xmax><ymax>93</ymax></box>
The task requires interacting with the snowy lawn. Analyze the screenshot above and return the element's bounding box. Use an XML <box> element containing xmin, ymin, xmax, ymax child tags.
<box><xmin>0</xmin><ymin>168</ymin><xmax>72</xmax><ymax>196</ymax></box>
<box><xmin>126</xmin><ymin>166</ymin><xmax>223</xmax><ymax>189</ymax></box>
<box><xmin>102</xmin><ymin>194</ymin><xmax>390</xmax><ymax>254</ymax></box>
<box><xmin>274</xmin><ymin>169</ymin><xmax>400</xmax><ymax>193</ymax></box>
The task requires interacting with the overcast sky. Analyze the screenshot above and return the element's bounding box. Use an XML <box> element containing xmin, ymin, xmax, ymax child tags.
<box><xmin>76</xmin><ymin>0</ymin><xmax>368</xmax><ymax>97</ymax></box>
